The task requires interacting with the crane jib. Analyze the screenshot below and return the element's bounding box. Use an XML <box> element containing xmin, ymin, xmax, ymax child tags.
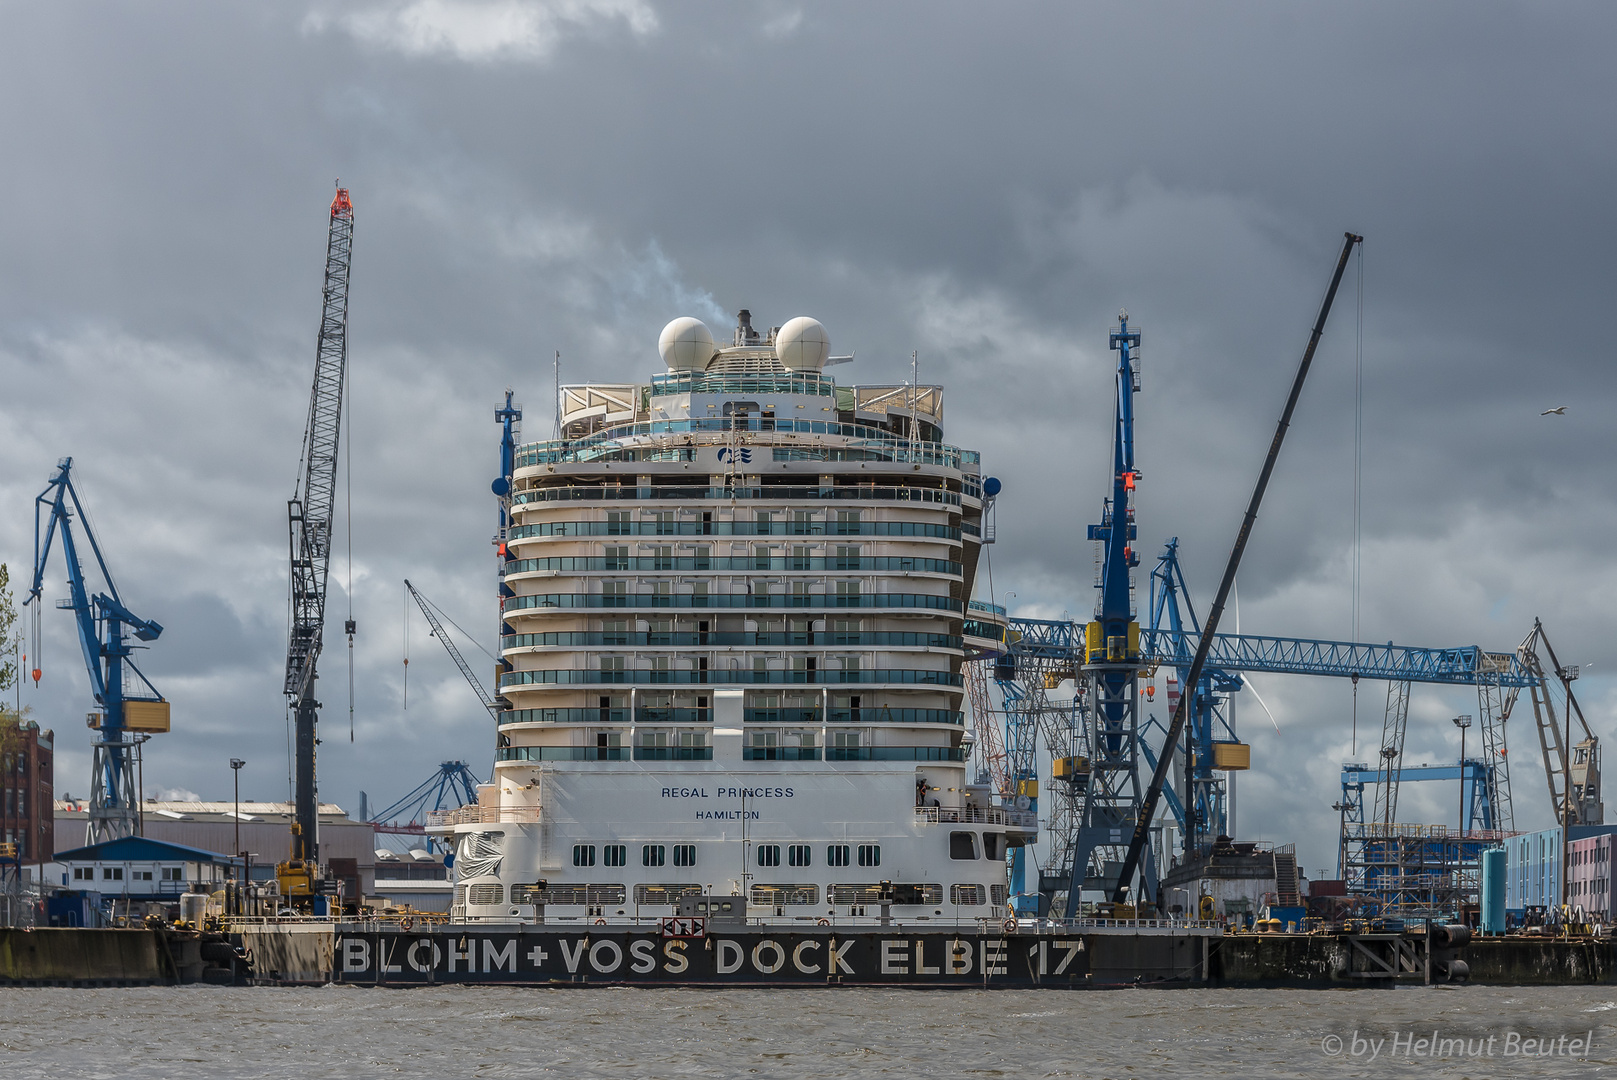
<box><xmin>283</xmin><ymin>187</ymin><xmax>354</xmax><ymax>871</ymax></box>
<box><xmin>1111</xmin><ymin>232</ymin><xmax>1363</xmax><ymax>908</ymax></box>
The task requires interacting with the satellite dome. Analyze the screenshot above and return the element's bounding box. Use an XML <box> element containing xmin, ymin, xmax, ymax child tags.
<box><xmin>658</xmin><ymin>317</ymin><xmax>716</xmax><ymax>371</ymax></box>
<box><xmin>774</xmin><ymin>316</ymin><xmax>830</xmax><ymax>371</ymax></box>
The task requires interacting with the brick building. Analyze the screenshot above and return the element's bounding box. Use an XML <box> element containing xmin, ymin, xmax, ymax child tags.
<box><xmin>1</xmin><ymin>719</ymin><xmax>54</xmax><ymax>864</ymax></box>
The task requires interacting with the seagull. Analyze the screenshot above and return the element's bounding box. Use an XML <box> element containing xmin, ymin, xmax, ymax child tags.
<box><xmin>1542</xmin><ymin>406</ymin><xmax>1567</xmax><ymax>415</ymax></box>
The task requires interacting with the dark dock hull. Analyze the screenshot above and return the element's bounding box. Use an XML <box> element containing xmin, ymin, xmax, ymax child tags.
<box><xmin>327</xmin><ymin>926</ymin><xmax>1212</xmax><ymax>988</ymax></box>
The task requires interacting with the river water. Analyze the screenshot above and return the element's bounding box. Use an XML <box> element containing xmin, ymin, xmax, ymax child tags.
<box><xmin>2</xmin><ymin>984</ymin><xmax>1615</xmax><ymax>1078</ymax></box>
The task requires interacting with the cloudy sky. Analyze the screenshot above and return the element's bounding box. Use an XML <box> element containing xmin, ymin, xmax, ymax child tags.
<box><xmin>1</xmin><ymin>2</ymin><xmax>1612</xmax><ymax>877</ymax></box>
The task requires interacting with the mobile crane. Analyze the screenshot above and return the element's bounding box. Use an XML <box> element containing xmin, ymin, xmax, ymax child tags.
<box><xmin>278</xmin><ymin>185</ymin><xmax>355</xmax><ymax>908</ymax></box>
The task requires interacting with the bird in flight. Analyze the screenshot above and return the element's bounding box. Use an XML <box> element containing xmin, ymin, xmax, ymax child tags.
<box><xmin>1542</xmin><ymin>406</ymin><xmax>1568</xmax><ymax>416</ymax></box>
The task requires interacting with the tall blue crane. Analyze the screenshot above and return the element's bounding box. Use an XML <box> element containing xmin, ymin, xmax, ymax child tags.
<box><xmin>1057</xmin><ymin>310</ymin><xmax>1155</xmax><ymax>917</ymax></box>
<box><xmin>25</xmin><ymin>458</ymin><xmax>167</xmax><ymax>844</ymax></box>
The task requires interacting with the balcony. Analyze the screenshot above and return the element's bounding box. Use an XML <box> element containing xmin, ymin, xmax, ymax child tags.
<box><xmin>504</xmin><ymin>593</ymin><xmax>963</xmax><ymax>614</ymax></box>
<box><xmin>824</xmin><ymin>746</ymin><xmax>967</xmax><ymax>762</ymax></box>
<box><xmin>509</xmin><ymin>520</ymin><xmax>960</xmax><ymax>540</ymax></box>
<box><xmin>499</xmin><ymin>668</ymin><xmax>964</xmax><ymax>689</ymax></box>
<box><xmin>741</xmin><ymin>746</ymin><xmax>822</xmax><ymax>761</ymax></box>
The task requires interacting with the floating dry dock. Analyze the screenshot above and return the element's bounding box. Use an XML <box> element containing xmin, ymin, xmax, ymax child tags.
<box><xmin>3</xmin><ymin>922</ymin><xmax>1611</xmax><ymax>988</ymax></box>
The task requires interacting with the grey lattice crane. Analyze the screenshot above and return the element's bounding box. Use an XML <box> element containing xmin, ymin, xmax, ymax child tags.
<box><xmin>283</xmin><ymin>185</ymin><xmax>354</xmax><ymax>886</ymax></box>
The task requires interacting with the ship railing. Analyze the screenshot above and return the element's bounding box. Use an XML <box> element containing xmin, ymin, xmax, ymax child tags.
<box><xmin>914</xmin><ymin>805</ymin><xmax>1038</xmax><ymax>829</ymax></box>
<box><xmin>426</xmin><ymin>805</ymin><xmax>542</xmax><ymax>827</ymax></box>
<box><xmin>1025</xmin><ymin>918</ymin><xmax>1226</xmax><ymax>932</ymax></box>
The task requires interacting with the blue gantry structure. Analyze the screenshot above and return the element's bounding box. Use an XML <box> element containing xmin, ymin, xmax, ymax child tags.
<box><xmin>973</xmin><ymin>307</ymin><xmax>1538</xmax><ymax>916</ymax></box>
<box><xmin>25</xmin><ymin>458</ymin><xmax>168</xmax><ymax>846</ymax></box>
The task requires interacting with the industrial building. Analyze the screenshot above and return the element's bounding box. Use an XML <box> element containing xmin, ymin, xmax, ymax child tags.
<box><xmin>53</xmin><ymin>799</ymin><xmax>376</xmax><ymax>899</ymax></box>
<box><xmin>44</xmin><ymin>835</ymin><xmax>235</xmax><ymax>921</ymax></box>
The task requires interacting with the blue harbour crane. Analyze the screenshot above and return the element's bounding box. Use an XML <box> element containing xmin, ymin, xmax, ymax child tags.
<box><xmin>25</xmin><ymin>458</ymin><xmax>168</xmax><ymax>845</ymax></box>
<box><xmin>1056</xmin><ymin>310</ymin><xmax>1157</xmax><ymax>918</ymax></box>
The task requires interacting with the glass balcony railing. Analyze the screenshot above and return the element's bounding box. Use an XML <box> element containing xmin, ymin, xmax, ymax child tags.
<box><xmin>504</xmin><ymin>593</ymin><xmax>963</xmax><ymax>613</ymax></box>
<box><xmin>499</xmin><ymin>668</ymin><xmax>964</xmax><ymax>689</ymax></box>
<box><xmin>509</xmin><ymin>520</ymin><xmax>960</xmax><ymax>540</ymax></box>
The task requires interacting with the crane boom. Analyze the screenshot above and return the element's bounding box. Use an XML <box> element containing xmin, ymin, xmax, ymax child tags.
<box><xmin>1111</xmin><ymin>231</ymin><xmax>1362</xmax><ymax>907</ymax></box>
<box><xmin>283</xmin><ymin>186</ymin><xmax>354</xmax><ymax>872</ymax></box>
<box><xmin>405</xmin><ymin>580</ymin><xmax>502</xmax><ymax>721</ymax></box>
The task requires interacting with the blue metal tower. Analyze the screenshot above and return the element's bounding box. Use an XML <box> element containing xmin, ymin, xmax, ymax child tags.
<box><xmin>25</xmin><ymin>458</ymin><xmax>167</xmax><ymax>845</ymax></box>
<box><xmin>1056</xmin><ymin>311</ymin><xmax>1156</xmax><ymax>917</ymax></box>
<box><xmin>1145</xmin><ymin>539</ymin><xmax>1246</xmax><ymax>856</ymax></box>
<box><xmin>493</xmin><ymin>390</ymin><xmax>523</xmax><ymax>706</ymax></box>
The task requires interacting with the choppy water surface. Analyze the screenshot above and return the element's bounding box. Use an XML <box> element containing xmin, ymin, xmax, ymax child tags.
<box><xmin>3</xmin><ymin>985</ymin><xmax>1616</xmax><ymax>1078</ymax></box>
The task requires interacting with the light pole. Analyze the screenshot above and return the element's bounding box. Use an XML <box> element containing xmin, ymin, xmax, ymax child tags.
<box><xmin>230</xmin><ymin>758</ymin><xmax>246</xmax><ymax>894</ymax></box>
<box><xmin>1451</xmin><ymin>715</ymin><xmax>1472</xmax><ymax>836</ymax></box>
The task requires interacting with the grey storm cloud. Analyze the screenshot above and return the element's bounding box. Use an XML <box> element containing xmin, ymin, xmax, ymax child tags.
<box><xmin>1</xmin><ymin>1</ymin><xmax>1613</xmax><ymax>874</ymax></box>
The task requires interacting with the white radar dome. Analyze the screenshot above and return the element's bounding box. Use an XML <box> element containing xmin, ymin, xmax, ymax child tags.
<box><xmin>658</xmin><ymin>317</ymin><xmax>716</xmax><ymax>371</ymax></box>
<box><xmin>774</xmin><ymin>316</ymin><xmax>830</xmax><ymax>371</ymax></box>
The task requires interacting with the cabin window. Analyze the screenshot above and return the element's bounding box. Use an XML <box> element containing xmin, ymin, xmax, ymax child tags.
<box><xmin>572</xmin><ymin>845</ymin><xmax>596</xmax><ymax>867</ymax></box>
<box><xmin>827</xmin><ymin>845</ymin><xmax>850</xmax><ymax>867</ymax></box>
<box><xmin>673</xmin><ymin>845</ymin><xmax>697</xmax><ymax>867</ymax></box>
<box><xmin>983</xmin><ymin>832</ymin><xmax>1006</xmax><ymax>861</ymax></box>
<box><xmin>757</xmin><ymin>845</ymin><xmax>781</xmax><ymax>867</ymax></box>
<box><xmin>643</xmin><ymin>845</ymin><xmax>666</xmax><ymax>867</ymax></box>
<box><xmin>788</xmin><ymin>844</ymin><xmax>812</xmax><ymax>867</ymax></box>
<box><xmin>950</xmin><ymin>832</ymin><xmax>979</xmax><ymax>860</ymax></box>
<box><xmin>604</xmin><ymin>845</ymin><xmax>627</xmax><ymax>867</ymax></box>
<box><xmin>858</xmin><ymin>844</ymin><xmax>881</xmax><ymax>868</ymax></box>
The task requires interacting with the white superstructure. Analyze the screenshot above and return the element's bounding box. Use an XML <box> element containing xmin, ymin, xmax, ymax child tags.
<box><xmin>434</xmin><ymin>310</ymin><xmax>1025</xmax><ymax>925</ymax></box>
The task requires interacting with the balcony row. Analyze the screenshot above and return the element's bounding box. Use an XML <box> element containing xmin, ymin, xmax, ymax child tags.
<box><xmin>513</xmin><ymin>485</ymin><xmax>960</xmax><ymax>507</ymax></box>
<box><xmin>503</xmin><ymin>593</ymin><xmax>962</xmax><ymax>613</ymax></box>
<box><xmin>516</xmin><ymin>417</ymin><xmax>977</xmax><ymax>467</ymax></box>
<box><xmin>508</xmin><ymin>521</ymin><xmax>961</xmax><ymax>540</ymax></box>
<box><xmin>496</xmin><ymin>745</ymin><xmax>969</xmax><ymax>763</ymax></box>
<box><xmin>497</xmin><ymin>707</ymin><xmax>964</xmax><ymax>726</ymax></box>
<box><xmin>501</xmin><ymin>631</ymin><xmax>962</xmax><ymax>651</ymax></box>
<box><xmin>499</xmin><ymin>668</ymin><xmax>965</xmax><ymax>688</ymax></box>
<box><xmin>508</xmin><ymin>556</ymin><xmax>961</xmax><ymax>575</ymax></box>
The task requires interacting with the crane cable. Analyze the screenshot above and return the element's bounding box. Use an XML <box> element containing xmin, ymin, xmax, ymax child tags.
<box><xmin>346</xmin><ymin>353</ymin><xmax>355</xmax><ymax>742</ymax></box>
<box><xmin>1351</xmin><ymin>241</ymin><xmax>1364</xmax><ymax>756</ymax></box>
<box><xmin>402</xmin><ymin>581</ymin><xmax>410</xmax><ymax>710</ymax></box>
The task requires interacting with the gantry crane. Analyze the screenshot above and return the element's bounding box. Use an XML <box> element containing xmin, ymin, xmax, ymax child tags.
<box><xmin>25</xmin><ymin>458</ymin><xmax>169</xmax><ymax>845</ymax></box>
<box><xmin>369</xmin><ymin>761</ymin><xmax>482</xmax><ymax>841</ymax></box>
<box><xmin>1517</xmin><ymin>619</ymin><xmax>1601</xmax><ymax>828</ymax></box>
<box><xmin>280</xmin><ymin>185</ymin><xmax>355</xmax><ymax>905</ymax></box>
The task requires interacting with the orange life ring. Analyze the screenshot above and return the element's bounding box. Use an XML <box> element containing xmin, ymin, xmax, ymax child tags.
<box><xmin>594</xmin><ymin>917</ymin><xmax>607</xmax><ymax>926</ymax></box>
<box><xmin>400</xmin><ymin>917</ymin><xmax>414</xmax><ymax>931</ymax></box>
<box><xmin>816</xmin><ymin>918</ymin><xmax>830</xmax><ymax>926</ymax></box>
<box><xmin>1002</xmin><ymin>917</ymin><xmax>1018</xmax><ymax>934</ymax></box>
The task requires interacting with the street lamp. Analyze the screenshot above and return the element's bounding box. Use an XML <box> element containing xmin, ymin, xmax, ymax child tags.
<box><xmin>1452</xmin><ymin>715</ymin><xmax>1472</xmax><ymax>836</ymax></box>
<box><xmin>229</xmin><ymin>757</ymin><xmax>246</xmax><ymax>864</ymax></box>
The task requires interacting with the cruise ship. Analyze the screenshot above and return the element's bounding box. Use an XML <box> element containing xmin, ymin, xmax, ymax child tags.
<box><xmin>433</xmin><ymin>310</ymin><xmax>1029</xmax><ymax>927</ymax></box>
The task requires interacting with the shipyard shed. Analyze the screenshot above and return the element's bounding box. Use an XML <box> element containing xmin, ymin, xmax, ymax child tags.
<box><xmin>43</xmin><ymin>835</ymin><xmax>234</xmax><ymax>920</ymax></box>
<box><xmin>53</xmin><ymin>800</ymin><xmax>377</xmax><ymax>897</ymax></box>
